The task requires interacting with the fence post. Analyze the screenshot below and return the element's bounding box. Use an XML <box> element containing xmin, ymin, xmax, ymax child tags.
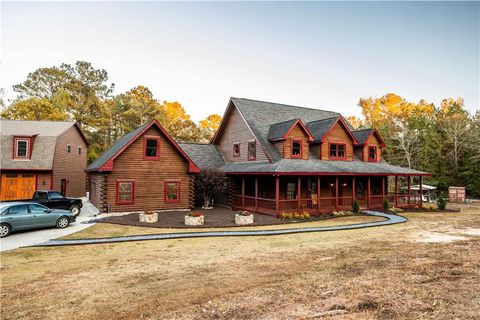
<box><xmin>254</xmin><ymin>176</ymin><xmax>258</xmax><ymax>211</ymax></box>
<box><xmin>335</xmin><ymin>177</ymin><xmax>339</xmax><ymax>211</ymax></box>
<box><xmin>275</xmin><ymin>175</ymin><xmax>280</xmax><ymax>215</ymax></box>
<box><xmin>317</xmin><ymin>176</ymin><xmax>321</xmax><ymax>214</ymax></box>
<box><xmin>367</xmin><ymin>177</ymin><xmax>371</xmax><ymax>209</ymax></box>
<box><xmin>297</xmin><ymin>176</ymin><xmax>301</xmax><ymax>213</ymax></box>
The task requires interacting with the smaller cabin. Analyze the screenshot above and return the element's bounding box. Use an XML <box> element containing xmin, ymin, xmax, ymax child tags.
<box><xmin>87</xmin><ymin>120</ymin><xmax>199</xmax><ymax>213</ymax></box>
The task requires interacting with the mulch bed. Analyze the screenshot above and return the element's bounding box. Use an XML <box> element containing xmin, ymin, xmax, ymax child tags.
<box><xmin>97</xmin><ymin>207</ymin><xmax>342</xmax><ymax>229</ymax></box>
<box><xmin>399</xmin><ymin>208</ymin><xmax>460</xmax><ymax>213</ymax></box>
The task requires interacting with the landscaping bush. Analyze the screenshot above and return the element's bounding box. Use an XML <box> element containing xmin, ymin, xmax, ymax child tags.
<box><xmin>437</xmin><ymin>192</ymin><xmax>447</xmax><ymax>210</ymax></box>
<box><xmin>352</xmin><ymin>199</ymin><xmax>359</xmax><ymax>213</ymax></box>
<box><xmin>383</xmin><ymin>197</ymin><xmax>389</xmax><ymax>211</ymax></box>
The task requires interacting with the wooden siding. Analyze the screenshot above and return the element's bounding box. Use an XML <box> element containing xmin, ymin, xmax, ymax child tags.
<box><xmin>36</xmin><ymin>172</ymin><xmax>52</xmax><ymax>190</ymax></box>
<box><xmin>363</xmin><ymin>134</ymin><xmax>382</xmax><ymax>162</ymax></box>
<box><xmin>52</xmin><ymin>126</ymin><xmax>88</xmax><ymax>197</ymax></box>
<box><xmin>217</xmin><ymin>106</ymin><xmax>268</xmax><ymax>162</ymax></box>
<box><xmin>104</xmin><ymin>126</ymin><xmax>193</xmax><ymax>212</ymax></box>
<box><xmin>320</xmin><ymin>122</ymin><xmax>354</xmax><ymax>160</ymax></box>
<box><xmin>284</xmin><ymin>125</ymin><xmax>309</xmax><ymax>160</ymax></box>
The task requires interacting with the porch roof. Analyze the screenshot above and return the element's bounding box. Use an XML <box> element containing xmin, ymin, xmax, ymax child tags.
<box><xmin>218</xmin><ymin>159</ymin><xmax>429</xmax><ymax>175</ymax></box>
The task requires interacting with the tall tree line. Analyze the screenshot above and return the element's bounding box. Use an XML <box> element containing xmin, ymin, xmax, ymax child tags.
<box><xmin>1</xmin><ymin>61</ymin><xmax>221</xmax><ymax>162</ymax></box>
<box><xmin>356</xmin><ymin>93</ymin><xmax>480</xmax><ymax>197</ymax></box>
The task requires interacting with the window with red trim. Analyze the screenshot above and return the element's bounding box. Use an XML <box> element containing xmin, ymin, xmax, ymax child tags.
<box><xmin>248</xmin><ymin>140</ymin><xmax>256</xmax><ymax>160</ymax></box>
<box><xmin>329</xmin><ymin>143</ymin><xmax>346</xmax><ymax>160</ymax></box>
<box><xmin>116</xmin><ymin>180</ymin><xmax>134</xmax><ymax>205</ymax></box>
<box><xmin>291</xmin><ymin>140</ymin><xmax>302</xmax><ymax>158</ymax></box>
<box><xmin>165</xmin><ymin>180</ymin><xmax>180</xmax><ymax>203</ymax></box>
<box><xmin>233</xmin><ymin>142</ymin><xmax>240</xmax><ymax>157</ymax></box>
<box><xmin>13</xmin><ymin>137</ymin><xmax>31</xmax><ymax>159</ymax></box>
<box><xmin>368</xmin><ymin>146</ymin><xmax>377</xmax><ymax>162</ymax></box>
<box><xmin>144</xmin><ymin>136</ymin><xmax>160</xmax><ymax>160</ymax></box>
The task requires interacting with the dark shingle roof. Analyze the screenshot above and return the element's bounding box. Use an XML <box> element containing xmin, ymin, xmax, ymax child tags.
<box><xmin>231</xmin><ymin>98</ymin><xmax>341</xmax><ymax>161</ymax></box>
<box><xmin>267</xmin><ymin>119</ymin><xmax>298</xmax><ymax>141</ymax></box>
<box><xmin>179</xmin><ymin>143</ymin><xmax>225</xmax><ymax>170</ymax></box>
<box><xmin>306</xmin><ymin>116</ymin><xmax>339</xmax><ymax>142</ymax></box>
<box><xmin>88</xmin><ymin>123</ymin><xmax>149</xmax><ymax>171</ymax></box>
<box><xmin>219</xmin><ymin>159</ymin><xmax>428</xmax><ymax>175</ymax></box>
<box><xmin>352</xmin><ymin>129</ymin><xmax>374</xmax><ymax>145</ymax></box>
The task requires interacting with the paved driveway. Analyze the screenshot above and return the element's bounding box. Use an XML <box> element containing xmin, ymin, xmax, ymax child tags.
<box><xmin>0</xmin><ymin>216</ymin><xmax>95</xmax><ymax>252</ymax></box>
<box><xmin>0</xmin><ymin>199</ymin><xmax>100</xmax><ymax>252</ymax></box>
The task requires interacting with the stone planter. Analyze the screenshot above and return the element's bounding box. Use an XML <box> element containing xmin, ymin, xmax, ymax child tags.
<box><xmin>235</xmin><ymin>213</ymin><xmax>254</xmax><ymax>225</ymax></box>
<box><xmin>139</xmin><ymin>212</ymin><xmax>158</xmax><ymax>223</ymax></box>
<box><xmin>185</xmin><ymin>215</ymin><xmax>204</xmax><ymax>226</ymax></box>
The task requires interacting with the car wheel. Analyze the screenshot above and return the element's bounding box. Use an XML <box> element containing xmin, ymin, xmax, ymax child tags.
<box><xmin>56</xmin><ymin>216</ymin><xmax>70</xmax><ymax>229</ymax></box>
<box><xmin>69</xmin><ymin>205</ymin><xmax>81</xmax><ymax>217</ymax></box>
<box><xmin>0</xmin><ymin>223</ymin><xmax>11</xmax><ymax>238</ymax></box>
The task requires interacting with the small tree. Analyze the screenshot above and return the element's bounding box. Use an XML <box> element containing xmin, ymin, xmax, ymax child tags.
<box><xmin>437</xmin><ymin>192</ymin><xmax>447</xmax><ymax>210</ymax></box>
<box><xmin>383</xmin><ymin>197</ymin><xmax>389</xmax><ymax>211</ymax></box>
<box><xmin>194</xmin><ymin>168</ymin><xmax>225</xmax><ymax>209</ymax></box>
<box><xmin>352</xmin><ymin>199</ymin><xmax>360</xmax><ymax>213</ymax></box>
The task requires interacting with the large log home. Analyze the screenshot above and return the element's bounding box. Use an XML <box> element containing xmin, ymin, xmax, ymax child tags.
<box><xmin>0</xmin><ymin>120</ymin><xmax>88</xmax><ymax>200</ymax></box>
<box><xmin>87</xmin><ymin>119</ymin><xmax>200</xmax><ymax>213</ymax></box>
<box><xmin>182</xmin><ymin>98</ymin><xmax>429</xmax><ymax>215</ymax></box>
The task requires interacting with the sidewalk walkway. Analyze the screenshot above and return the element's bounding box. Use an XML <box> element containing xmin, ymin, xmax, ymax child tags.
<box><xmin>34</xmin><ymin>211</ymin><xmax>407</xmax><ymax>247</ymax></box>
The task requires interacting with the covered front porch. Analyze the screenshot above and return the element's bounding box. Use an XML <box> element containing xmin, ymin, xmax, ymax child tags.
<box><xmin>231</xmin><ymin>174</ymin><xmax>425</xmax><ymax>216</ymax></box>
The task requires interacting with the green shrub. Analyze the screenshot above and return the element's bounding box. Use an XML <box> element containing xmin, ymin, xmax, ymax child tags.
<box><xmin>383</xmin><ymin>198</ymin><xmax>389</xmax><ymax>211</ymax></box>
<box><xmin>352</xmin><ymin>199</ymin><xmax>360</xmax><ymax>213</ymax></box>
<box><xmin>437</xmin><ymin>192</ymin><xmax>447</xmax><ymax>210</ymax></box>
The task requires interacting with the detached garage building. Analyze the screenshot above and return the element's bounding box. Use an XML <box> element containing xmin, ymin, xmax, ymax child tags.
<box><xmin>0</xmin><ymin>120</ymin><xmax>88</xmax><ymax>200</ymax></box>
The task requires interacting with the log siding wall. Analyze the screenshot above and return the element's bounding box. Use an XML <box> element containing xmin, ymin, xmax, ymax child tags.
<box><xmin>284</xmin><ymin>125</ymin><xmax>309</xmax><ymax>160</ymax></box>
<box><xmin>102</xmin><ymin>126</ymin><xmax>193</xmax><ymax>212</ymax></box>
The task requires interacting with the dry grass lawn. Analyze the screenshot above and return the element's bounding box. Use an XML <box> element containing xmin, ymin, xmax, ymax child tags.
<box><xmin>1</xmin><ymin>205</ymin><xmax>479</xmax><ymax>319</ymax></box>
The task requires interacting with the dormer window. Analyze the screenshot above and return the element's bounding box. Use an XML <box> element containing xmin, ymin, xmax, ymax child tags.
<box><xmin>329</xmin><ymin>143</ymin><xmax>346</xmax><ymax>160</ymax></box>
<box><xmin>144</xmin><ymin>136</ymin><xmax>160</xmax><ymax>160</ymax></box>
<box><xmin>13</xmin><ymin>137</ymin><xmax>31</xmax><ymax>159</ymax></box>
<box><xmin>368</xmin><ymin>146</ymin><xmax>377</xmax><ymax>162</ymax></box>
<box><xmin>291</xmin><ymin>140</ymin><xmax>302</xmax><ymax>158</ymax></box>
<box><xmin>233</xmin><ymin>142</ymin><xmax>240</xmax><ymax>157</ymax></box>
<box><xmin>248</xmin><ymin>140</ymin><xmax>256</xmax><ymax>160</ymax></box>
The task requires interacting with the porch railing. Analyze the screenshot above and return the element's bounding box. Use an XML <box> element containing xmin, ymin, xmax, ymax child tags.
<box><xmin>232</xmin><ymin>193</ymin><xmax>421</xmax><ymax>215</ymax></box>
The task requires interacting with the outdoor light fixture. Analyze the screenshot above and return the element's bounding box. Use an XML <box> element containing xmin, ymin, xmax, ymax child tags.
<box><xmin>342</xmin><ymin>183</ymin><xmax>347</xmax><ymax>187</ymax></box>
<box><xmin>329</xmin><ymin>183</ymin><xmax>334</xmax><ymax>187</ymax></box>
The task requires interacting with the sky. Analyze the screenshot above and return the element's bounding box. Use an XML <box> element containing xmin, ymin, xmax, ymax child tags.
<box><xmin>1</xmin><ymin>1</ymin><xmax>479</xmax><ymax>121</ymax></box>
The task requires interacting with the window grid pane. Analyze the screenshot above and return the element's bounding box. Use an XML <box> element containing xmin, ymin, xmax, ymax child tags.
<box><xmin>17</xmin><ymin>140</ymin><xmax>28</xmax><ymax>157</ymax></box>
<box><xmin>166</xmin><ymin>182</ymin><xmax>179</xmax><ymax>201</ymax></box>
<box><xmin>145</xmin><ymin>139</ymin><xmax>158</xmax><ymax>157</ymax></box>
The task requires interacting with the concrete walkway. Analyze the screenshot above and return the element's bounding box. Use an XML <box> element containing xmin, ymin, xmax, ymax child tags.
<box><xmin>34</xmin><ymin>211</ymin><xmax>407</xmax><ymax>247</ymax></box>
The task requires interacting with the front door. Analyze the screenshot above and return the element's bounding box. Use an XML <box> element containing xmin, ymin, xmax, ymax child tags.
<box><xmin>60</xmin><ymin>179</ymin><xmax>67</xmax><ymax>196</ymax></box>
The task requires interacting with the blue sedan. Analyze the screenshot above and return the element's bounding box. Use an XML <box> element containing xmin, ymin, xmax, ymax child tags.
<box><xmin>0</xmin><ymin>202</ymin><xmax>76</xmax><ymax>238</ymax></box>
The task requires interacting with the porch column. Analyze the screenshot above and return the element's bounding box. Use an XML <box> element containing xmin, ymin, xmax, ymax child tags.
<box><xmin>352</xmin><ymin>176</ymin><xmax>356</xmax><ymax>201</ymax></box>
<box><xmin>407</xmin><ymin>175</ymin><xmax>411</xmax><ymax>206</ymax></box>
<box><xmin>317</xmin><ymin>176</ymin><xmax>321</xmax><ymax>213</ymax></box>
<box><xmin>254</xmin><ymin>176</ymin><xmax>258</xmax><ymax>211</ymax></box>
<box><xmin>382</xmin><ymin>176</ymin><xmax>386</xmax><ymax>202</ymax></box>
<box><xmin>241</xmin><ymin>176</ymin><xmax>245</xmax><ymax>209</ymax></box>
<box><xmin>275</xmin><ymin>175</ymin><xmax>280</xmax><ymax>215</ymax></box>
<box><xmin>335</xmin><ymin>177</ymin><xmax>339</xmax><ymax>211</ymax></box>
<box><xmin>395</xmin><ymin>176</ymin><xmax>399</xmax><ymax>207</ymax></box>
<box><xmin>367</xmin><ymin>177</ymin><xmax>371</xmax><ymax>208</ymax></box>
<box><xmin>419</xmin><ymin>175</ymin><xmax>423</xmax><ymax>208</ymax></box>
<box><xmin>297</xmin><ymin>176</ymin><xmax>301</xmax><ymax>212</ymax></box>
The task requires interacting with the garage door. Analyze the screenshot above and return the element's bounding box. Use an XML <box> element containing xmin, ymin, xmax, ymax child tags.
<box><xmin>0</xmin><ymin>173</ymin><xmax>36</xmax><ymax>201</ymax></box>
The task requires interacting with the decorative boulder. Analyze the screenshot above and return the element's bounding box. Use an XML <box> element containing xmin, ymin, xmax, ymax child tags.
<box><xmin>185</xmin><ymin>215</ymin><xmax>204</xmax><ymax>226</ymax></box>
<box><xmin>139</xmin><ymin>212</ymin><xmax>158</xmax><ymax>223</ymax></box>
<box><xmin>235</xmin><ymin>213</ymin><xmax>254</xmax><ymax>225</ymax></box>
